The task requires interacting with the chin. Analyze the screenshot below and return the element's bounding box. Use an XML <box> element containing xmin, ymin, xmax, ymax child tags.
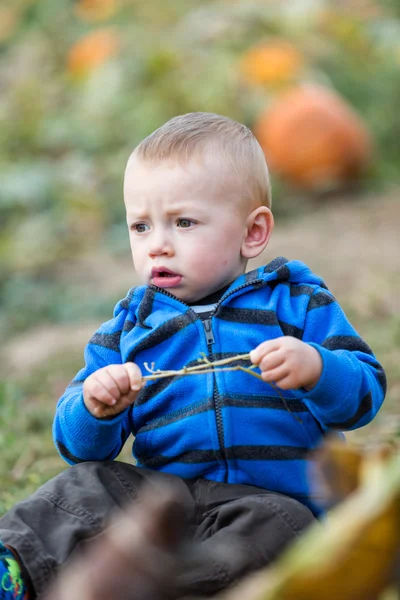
<box><xmin>174</xmin><ymin>289</ymin><xmax>196</xmax><ymax>303</ymax></box>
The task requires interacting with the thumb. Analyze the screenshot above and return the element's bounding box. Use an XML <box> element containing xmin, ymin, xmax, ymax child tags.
<box><xmin>124</xmin><ymin>362</ymin><xmax>144</xmax><ymax>392</ymax></box>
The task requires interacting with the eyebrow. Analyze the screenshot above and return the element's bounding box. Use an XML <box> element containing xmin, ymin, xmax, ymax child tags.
<box><xmin>127</xmin><ymin>203</ymin><xmax>206</xmax><ymax>219</ymax></box>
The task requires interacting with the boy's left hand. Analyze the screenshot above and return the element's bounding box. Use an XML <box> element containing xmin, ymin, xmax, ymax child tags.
<box><xmin>250</xmin><ymin>336</ymin><xmax>323</xmax><ymax>391</ymax></box>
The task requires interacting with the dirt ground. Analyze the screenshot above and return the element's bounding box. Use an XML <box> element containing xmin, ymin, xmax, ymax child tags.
<box><xmin>4</xmin><ymin>190</ymin><xmax>400</xmax><ymax>378</ymax></box>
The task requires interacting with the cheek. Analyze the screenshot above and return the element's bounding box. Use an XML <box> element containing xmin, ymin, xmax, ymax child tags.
<box><xmin>180</xmin><ymin>233</ymin><xmax>239</xmax><ymax>271</ymax></box>
<box><xmin>190</xmin><ymin>248</ymin><xmax>228</xmax><ymax>274</ymax></box>
<box><xmin>181</xmin><ymin>246</ymin><xmax>211</xmax><ymax>276</ymax></box>
<box><xmin>131</xmin><ymin>244</ymin><xmax>145</xmax><ymax>271</ymax></box>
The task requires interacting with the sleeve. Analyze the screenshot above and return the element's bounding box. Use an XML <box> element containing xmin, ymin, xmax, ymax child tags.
<box><xmin>292</xmin><ymin>287</ymin><xmax>387</xmax><ymax>431</ymax></box>
<box><xmin>52</xmin><ymin>291</ymin><xmax>137</xmax><ymax>464</ymax></box>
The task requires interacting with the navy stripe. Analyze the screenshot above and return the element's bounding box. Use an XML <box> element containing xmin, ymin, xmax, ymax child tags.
<box><xmin>264</xmin><ymin>257</ymin><xmax>289</xmax><ymax>273</ymax></box>
<box><xmin>142</xmin><ymin>449</ymin><xmax>221</xmax><ymax>468</ymax></box>
<box><xmin>226</xmin><ymin>445</ymin><xmax>308</xmax><ymax>461</ymax></box>
<box><xmin>364</xmin><ymin>359</ymin><xmax>387</xmax><ymax>394</ymax></box>
<box><xmin>274</xmin><ymin>264</ymin><xmax>291</xmax><ymax>282</ymax></box>
<box><xmin>322</xmin><ymin>335</ymin><xmax>374</xmax><ymax>355</ymax></box>
<box><xmin>217</xmin><ymin>307</ymin><xmax>278</xmax><ymax>326</ymax></box>
<box><xmin>212</xmin><ymin>352</ymin><xmax>252</xmax><ymax>367</ymax></box>
<box><xmin>126</xmin><ymin>313</ymin><xmax>191</xmax><ymax>359</ymax></box>
<box><xmin>278</xmin><ymin>320</ymin><xmax>303</xmax><ymax>339</ymax></box>
<box><xmin>57</xmin><ymin>438</ymin><xmax>124</xmax><ymax>464</ymax></box>
<box><xmin>290</xmin><ymin>284</ymin><xmax>315</xmax><ymax>297</ymax></box>
<box><xmin>119</xmin><ymin>287</ymin><xmax>137</xmax><ymax>311</ymax></box>
<box><xmin>89</xmin><ymin>331</ymin><xmax>122</xmax><ymax>353</ymax></box>
<box><xmin>123</xmin><ymin>320</ymin><xmax>135</xmax><ymax>333</ymax></box>
<box><xmin>307</xmin><ymin>291</ymin><xmax>335</xmax><ymax>311</ymax></box>
<box><xmin>141</xmin><ymin>445</ymin><xmax>308</xmax><ymax>468</ymax></box>
<box><xmin>221</xmin><ymin>394</ymin><xmax>307</xmax><ymax>412</ymax></box>
<box><xmin>136</xmin><ymin>375</ymin><xmax>178</xmax><ymax>407</ymax></box>
<box><xmin>215</xmin><ymin>310</ymin><xmax>302</xmax><ymax>337</ymax></box>
<box><xmin>265</xmin><ymin>282</ymin><xmax>317</xmax><ymax>296</ymax></box>
<box><xmin>375</xmin><ymin>366</ymin><xmax>387</xmax><ymax>395</ymax></box>
<box><xmin>140</xmin><ymin>400</ymin><xmax>213</xmax><ymax>432</ymax></box>
<box><xmin>244</xmin><ymin>270</ymin><xmax>261</xmax><ymax>285</ymax></box>
<box><xmin>326</xmin><ymin>392</ymin><xmax>373</xmax><ymax>429</ymax></box>
<box><xmin>137</xmin><ymin>288</ymin><xmax>155</xmax><ymax>329</ymax></box>
<box><xmin>56</xmin><ymin>441</ymin><xmax>87</xmax><ymax>464</ymax></box>
<box><xmin>265</xmin><ymin>280</ymin><xmax>290</xmax><ymax>292</ymax></box>
<box><xmin>140</xmin><ymin>393</ymin><xmax>309</xmax><ymax>431</ymax></box>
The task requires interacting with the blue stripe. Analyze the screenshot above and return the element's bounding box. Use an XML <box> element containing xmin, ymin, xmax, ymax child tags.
<box><xmin>223</xmin><ymin>407</ymin><xmax>318</xmax><ymax>447</ymax></box>
<box><xmin>139</xmin><ymin>410</ymin><xmax>216</xmax><ymax>454</ymax></box>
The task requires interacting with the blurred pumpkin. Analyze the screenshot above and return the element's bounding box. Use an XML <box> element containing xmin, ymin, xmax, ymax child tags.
<box><xmin>74</xmin><ymin>0</ymin><xmax>119</xmax><ymax>22</ymax></box>
<box><xmin>240</xmin><ymin>40</ymin><xmax>304</xmax><ymax>87</ymax></box>
<box><xmin>254</xmin><ymin>84</ymin><xmax>372</xmax><ymax>192</ymax></box>
<box><xmin>67</xmin><ymin>29</ymin><xmax>119</xmax><ymax>77</ymax></box>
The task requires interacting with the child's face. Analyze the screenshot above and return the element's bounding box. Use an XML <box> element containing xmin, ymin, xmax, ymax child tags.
<box><xmin>124</xmin><ymin>155</ymin><xmax>250</xmax><ymax>303</ymax></box>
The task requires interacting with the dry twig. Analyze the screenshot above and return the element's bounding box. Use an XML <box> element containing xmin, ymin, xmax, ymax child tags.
<box><xmin>142</xmin><ymin>352</ymin><xmax>261</xmax><ymax>381</ymax></box>
<box><xmin>142</xmin><ymin>353</ymin><xmax>302</xmax><ymax>423</ymax></box>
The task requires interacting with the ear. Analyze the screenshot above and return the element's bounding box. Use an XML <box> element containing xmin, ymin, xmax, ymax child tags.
<box><xmin>241</xmin><ymin>206</ymin><xmax>274</xmax><ymax>259</ymax></box>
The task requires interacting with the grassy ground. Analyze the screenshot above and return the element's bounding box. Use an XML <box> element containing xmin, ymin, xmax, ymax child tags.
<box><xmin>1</xmin><ymin>189</ymin><xmax>399</xmax><ymax>515</ymax></box>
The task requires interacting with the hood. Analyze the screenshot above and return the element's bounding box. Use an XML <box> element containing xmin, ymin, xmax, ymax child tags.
<box><xmin>260</xmin><ymin>256</ymin><xmax>328</xmax><ymax>289</ymax></box>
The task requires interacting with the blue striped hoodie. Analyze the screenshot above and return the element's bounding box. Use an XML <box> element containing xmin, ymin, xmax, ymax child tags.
<box><xmin>53</xmin><ymin>257</ymin><xmax>386</xmax><ymax>515</ymax></box>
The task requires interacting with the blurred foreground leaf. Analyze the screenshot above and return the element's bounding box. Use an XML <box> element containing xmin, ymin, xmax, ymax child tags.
<box><xmin>223</xmin><ymin>445</ymin><xmax>400</xmax><ymax>600</ymax></box>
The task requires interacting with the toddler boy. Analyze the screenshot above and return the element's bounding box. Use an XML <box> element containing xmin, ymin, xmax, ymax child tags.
<box><xmin>0</xmin><ymin>112</ymin><xmax>386</xmax><ymax>599</ymax></box>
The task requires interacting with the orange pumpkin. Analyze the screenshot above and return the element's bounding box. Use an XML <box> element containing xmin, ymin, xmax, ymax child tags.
<box><xmin>254</xmin><ymin>84</ymin><xmax>372</xmax><ymax>191</ymax></box>
<box><xmin>240</xmin><ymin>40</ymin><xmax>304</xmax><ymax>87</ymax></box>
<box><xmin>67</xmin><ymin>29</ymin><xmax>119</xmax><ymax>77</ymax></box>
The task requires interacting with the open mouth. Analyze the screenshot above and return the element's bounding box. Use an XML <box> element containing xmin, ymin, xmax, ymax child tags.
<box><xmin>157</xmin><ymin>271</ymin><xmax>176</xmax><ymax>278</ymax></box>
<box><xmin>151</xmin><ymin>268</ymin><xmax>182</xmax><ymax>288</ymax></box>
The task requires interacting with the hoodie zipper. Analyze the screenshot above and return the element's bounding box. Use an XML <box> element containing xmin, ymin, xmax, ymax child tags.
<box><xmin>150</xmin><ymin>280</ymin><xmax>263</xmax><ymax>480</ymax></box>
<box><xmin>202</xmin><ymin>280</ymin><xmax>263</xmax><ymax>479</ymax></box>
<box><xmin>201</xmin><ymin>316</ymin><xmax>227</xmax><ymax>474</ymax></box>
<box><xmin>203</xmin><ymin>318</ymin><xmax>215</xmax><ymax>344</ymax></box>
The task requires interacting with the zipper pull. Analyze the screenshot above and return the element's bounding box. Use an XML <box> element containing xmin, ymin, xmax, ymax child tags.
<box><xmin>203</xmin><ymin>318</ymin><xmax>215</xmax><ymax>345</ymax></box>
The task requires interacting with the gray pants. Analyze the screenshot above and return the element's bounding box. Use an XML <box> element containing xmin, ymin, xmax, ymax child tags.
<box><xmin>0</xmin><ymin>461</ymin><xmax>316</xmax><ymax>598</ymax></box>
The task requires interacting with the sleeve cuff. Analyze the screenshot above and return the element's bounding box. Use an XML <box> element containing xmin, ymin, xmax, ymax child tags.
<box><xmin>62</xmin><ymin>393</ymin><xmax>128</xmax><ymax>451</ymax></box>
<box><xmin>294</xmin><ymin>343</ymin><xmax>357</xmax><ymax>415</ymax></box>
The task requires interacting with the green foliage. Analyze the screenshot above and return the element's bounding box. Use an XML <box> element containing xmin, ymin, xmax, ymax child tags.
<box><xmin>1</xmin><ymin>0</ymin><xmax>400</xmax><ymax>337</ymax></box>
<box><xmin>0</xmin><ymin>379</ymin><xmax>64</xmax><ymax>514</ymax></box>
<box><xmin>0</xmin><ymin>352</ymin><xmax>134</xmax><ymax>514</ymax></box>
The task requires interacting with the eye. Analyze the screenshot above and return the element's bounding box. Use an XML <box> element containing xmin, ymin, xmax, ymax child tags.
<box><xmin>131</xmin><ymin>223</ymin><xmax>150</xmax><ymax>233</ymax></box>
<box><xmin>177</xmin><ymin>218</ymin><xmax>195</xmax><ymax>228</ymax></box>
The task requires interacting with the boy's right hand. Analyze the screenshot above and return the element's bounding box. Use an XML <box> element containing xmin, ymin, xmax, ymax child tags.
<box><xmin>83</xmin><ymin>363</ymin><xmax>144</xmax><ymax>419</ymax></box>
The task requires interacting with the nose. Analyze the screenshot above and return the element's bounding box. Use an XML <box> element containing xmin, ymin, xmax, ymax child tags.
<box><xmin>148</xmin><ymin>229</ymin><xmax>174</xmax><ymax>258</ymax></box>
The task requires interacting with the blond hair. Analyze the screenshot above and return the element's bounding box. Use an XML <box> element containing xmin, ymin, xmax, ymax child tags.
<box><xmin>131</xmin><ymin>112</ymin><xmax>272</xmax><ymax>209</ymax></box>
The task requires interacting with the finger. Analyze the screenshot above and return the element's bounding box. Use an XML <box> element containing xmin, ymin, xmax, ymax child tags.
<box><xmin>98</xmin><ymin>370</ymin><xmax>123</xmax><ymax>401</ymax></box>
<box><xmin>106</xmin><ymin>365</ymin><xmax>131</xmax><ymax>395</ymax></box>
<box><xmin>98</xmin><ymin>404</ymin><xmax>122</xmax><ymax>418</ymax></box>
<box><xmin>114</xmin><ymin>391</ymin><xmax>137</xmax><ymax>412</ymax></box>
<box><xmin>87</xmin><ymin>377</ymin><xmax>118</xmax><ymax>406</ymax></box>
<box><xmin>250</xmin><ymin>339</ymin><xmax>281</xmax><ymax>364</ymax></box>
<box><xmin>91</xmin><ymin>401</ymin><xmax>114</xmax><ymax>418</ymax></box>
<box><xmin>261</xmin><ymin>364</ymin><xmax>290</xmax><ymax>384</ymax></box>
<box><xmin>96</xmin><ymin>405</ymin><xmax>124</xmax><ymax>419</ymax></box>
<box><xmin>258</xmin><ymin>349</ymin><xmax>285</xmax><ymax>373</ymax></box>
<box><xmin>272</xmin><ymin>374</ymin><xmax>296</xmax><ymax>390</ymax></box>
<box><xmin>124</xmin><ymin>362</ymin><xmax>144</xmax><ymax>392</ymax></box>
